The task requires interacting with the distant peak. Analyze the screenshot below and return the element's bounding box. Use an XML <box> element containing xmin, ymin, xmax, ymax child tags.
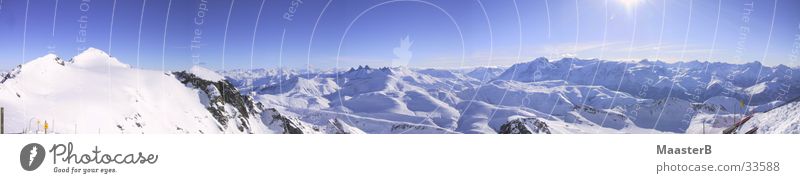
<box><xmin>81</xmin><ymin>47</ymin><xmax>108</xmax><ymax>56</ymax></box>
<box><xmin>516</xmin><ymin>57</ymin><xmax>551</xmax><ymax>68</ymax></box>
<box><xmin>20</xmin><ymin>53</ymin><xmax>62</xmax><ymax>68</ymax></box>
<box><xmin>746</xmin><ymin>60</ymin><xmax>762</xmax><ymax>66</ymax></box>
<box><xmin>348</xmin><ymin>65</ymin><xmax>375</xmax><ymax>73</ymax></box>
<box><xmin>189</xmin><ymin>65</ymin><xmax>225</xmax><ymax>82</ymax></box>
<box><xmin>38</xmin><ymin>53</ymin><xmax>61</xmax><ymax>63</ymax></box>
<box><xmin>74</xmin><ymin>47</ymin><xmax>112</xmax><ymax>61</ymax></box>
<box><xmin>71</xmin><ymin>47</ymin><xmax>130</xmax><ymax>69</ymax></box>
<box><xmin>42</xmin><ymin>53</ymin><xmax>60</xmax><ymax>60</ymax></box>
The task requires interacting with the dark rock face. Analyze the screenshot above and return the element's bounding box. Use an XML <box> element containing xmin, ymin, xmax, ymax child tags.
<box><xmin>174</xmin><ymin>71</ymin><xmax>262</xmax><ymax>133</ymax></box>
<box><xmin>1</xmin><ymin>65</ymin><xmax>22</xmax><ymax>84</ymax></box>
<box><xmin>499</xmin><ymin>121</ymin><xmax>533</xmax><ymax>134</ymax></box>
<box><xmin>174</xmin><ymin>71</ymin><xmax>323</xmax><ymax>134</ymax></box>
<box><xmin>326</xmin><ymin>119</ymin><xmax>352</xmax><ymax>134</ymax></box>
<box><xmin>498</xmin><ymin>118</ymin><xmax>551</xmax><ymax>134</ymax></box>
<box><xmin>0</xmin><ymin>72</ymin><xmax>7</xmax><ymax>83</ymax></box>
<box><xmin>262</xmin><ymin>108</ymin><xmax>321</xmax><ymax>134</ymax></box>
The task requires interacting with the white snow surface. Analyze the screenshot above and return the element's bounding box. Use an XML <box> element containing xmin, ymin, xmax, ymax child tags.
<box><xmin>737</xmin><ymin>97</ymin><xmax>800</xmax><ymax>134</ymax></box>
<box><xmin>224</xmin><ymin>57</ymin><xmax>799</xmax><ymax>134</ymax></box>
<box><xmin>189</xmin><ymin>65</ymin><xmax>226</xmax><ymax>82</ymax></box>
<box><xmin>3</xmin><ymin>51</ymin><xmax>799</xmax><ymax>134</ymax></box>
<box><xmin>0</xmin><ymin>48</ymin><xmax>272</xmax><ymax>134</ymax></box>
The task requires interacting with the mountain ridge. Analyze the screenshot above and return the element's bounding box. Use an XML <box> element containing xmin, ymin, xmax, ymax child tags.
<box><xmin>2</xmin><ymin>49</ymin><xmax>798</xmax><ymax>134</ymax></box>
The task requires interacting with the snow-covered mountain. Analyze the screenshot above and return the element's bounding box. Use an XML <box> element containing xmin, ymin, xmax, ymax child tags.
<box><xmin>0</xmin><ymin>48</ymin><xmax>321</xmax><ymax>134</ymax></box>
<box><xmin>218</xmin><ymin>68</ymin><xmax>300</xmax><ymax>94</ymax></box>
<box><xmin>736</xmin><ymin>96</ymin><xmax>800</xmax><ymax>134</ymax></box>
<box><xmin>495</xmin><ymin>58</ymin><xmax>799</xmax><ymax>106</ymax></box>
<box><xmin>3</xmin><ymin>50</ymin><xmax>798</xmax><ymax>134</ymax></box>
<box><xmin>223</xmin><ymin>57</ymin><xmax>800</xmax><ymax>134</ymax></box>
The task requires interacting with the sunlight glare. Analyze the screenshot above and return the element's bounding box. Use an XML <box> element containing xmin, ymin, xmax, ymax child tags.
<box><xmin>619</xmin><ymin>0</ymin><xmax>640</xmax><ymax>11</ymax></box>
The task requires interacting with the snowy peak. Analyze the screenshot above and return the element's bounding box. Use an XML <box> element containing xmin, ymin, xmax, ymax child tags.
<box><xmin>0</xmin><ymin>49</ymin><xmax>333</xmax><ymax>134</ymax></box>
<box><xmin>342</xmin><ymin>65</ymin><xmax>392</xmax><ymax>79</ymax></box>
<box><xmin>71</xmin><ymin>47</ymin><xmax>130</xmax><ymax>69</ymax></box>
<box><xmin>10</xmin><ymin>48</ymin><xmax>127</xmax><ymax>74</ymax></box>
<box><xmin>465</xmin><ymin>66</ymin><xmax>505</xmax><ymax>82</ymax></box>
<box><xmin>16</xmin><ymin>53</ymin><xmax>63</xmax><ymax>70</ymax></box>
<box><xmin>495</xmin><ymin>57</ymin><xmax>551</xmax><ymax>81</ymax></box>
<box><xmin>25</xmin><ymin>53</ymin><xmax>62</xmax><ymax>66</ymax></box>
<box><xmin>189</xmin><ymin>65</ymin><xmax>226</xmax><ymax>82</ymax></box>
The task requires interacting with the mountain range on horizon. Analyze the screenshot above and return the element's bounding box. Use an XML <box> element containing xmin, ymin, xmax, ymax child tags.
<box><xmin>1</xmin><ymin>48</ymin><xmax>799</xmax><ymax>134</ymax></box>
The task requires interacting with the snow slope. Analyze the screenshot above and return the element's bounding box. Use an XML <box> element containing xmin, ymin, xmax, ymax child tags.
<box><xmin>0</xmin><ymin>48</ymin><xmax>317</xmax><ymax>134</ymax></box>
<box><xmin>737</xmin><ymin>97</ymin><xmax>800</xmax><ymax>134</ymax></box>
<box><xmin>222</xmin><ymin>57</ymin><xmax>799</xmax><ymax>134</ymax></box>
<box><xmin>3</xmin><ymin>50</ymin><xmax>796</xmax><ymax>134</ymax></box>
<box><xmin>495</xmin><ymin>58</ymin><xmax>800</xmax><ymax>106</ymax></box>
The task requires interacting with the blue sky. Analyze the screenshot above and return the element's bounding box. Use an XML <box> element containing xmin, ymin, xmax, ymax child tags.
<box><xmin>0</xmin><ymin>0</ymin><xmax>798</xmax><ymax>71</ymax></box>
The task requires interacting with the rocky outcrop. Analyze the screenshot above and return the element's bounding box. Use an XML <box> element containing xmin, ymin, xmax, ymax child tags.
<box><xmin>174</xmin><ymin>71</ymin><xmax>262</xmax><ymax>133</ymax></box>
<box><xmin>498</xmin><ymin>117</ymin><xmax>551</xmax><ymax>134</ymax></box>
<box><xmin>262</xmin><ymin>108</ymin><xmax>322</xmax><ymax>134</ymax></box>
<box><xmin>1</xmin><ymin>65</ymin><xmax>22</xmax><ymax>84</ymax></box>
<box><xmin>175</xmin><ymin>70</ymin><xmax>328</xmax><ymax>134</ymax></box>
<box><xmin>324</xmin><ymin>118</ymin><xmax>365</xmax><ymax>134</ymax></box>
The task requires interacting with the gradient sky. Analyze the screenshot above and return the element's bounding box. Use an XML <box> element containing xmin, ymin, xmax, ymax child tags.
<box><xmin>0</xmin><ymin>0</ymin><xmax>798</xmax><ymax>71</ymax></box>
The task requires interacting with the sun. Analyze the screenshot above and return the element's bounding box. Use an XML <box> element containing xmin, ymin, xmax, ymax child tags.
<box><xmin>619</xmin><ymin>0</ymin><xmax>641</xmax><ymax>11</ymax></box>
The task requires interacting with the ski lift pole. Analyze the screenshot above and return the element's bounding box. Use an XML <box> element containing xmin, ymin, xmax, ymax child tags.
<box><xmin>28</xmin><ymin>118</ymin><xmax>34</xmax><ymax>134</ymax></box>
<box><xmin>1</xmin><ymin>107</ymin><xmax>4</xmax><ymax>134</ymax></box>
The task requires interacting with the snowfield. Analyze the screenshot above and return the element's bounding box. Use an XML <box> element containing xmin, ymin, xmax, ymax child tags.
<box><xmin>736</xmin><ymin>97</ymin><xmax>800</xmax><ymax>134</ymax></box>
<box><xmin>2</xmin><ymin>49</ymin><xmax>798</xmax><ymax>134</ymax></box>
<box><xmin>225</xmin><ymin>57</ymin><xmax>799</xmax><ymax>134</ymax></box>
<box><xmin>0</xmin><ymin>48</ymin><xmax>320</xmax><ymax>134</ymax></box>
